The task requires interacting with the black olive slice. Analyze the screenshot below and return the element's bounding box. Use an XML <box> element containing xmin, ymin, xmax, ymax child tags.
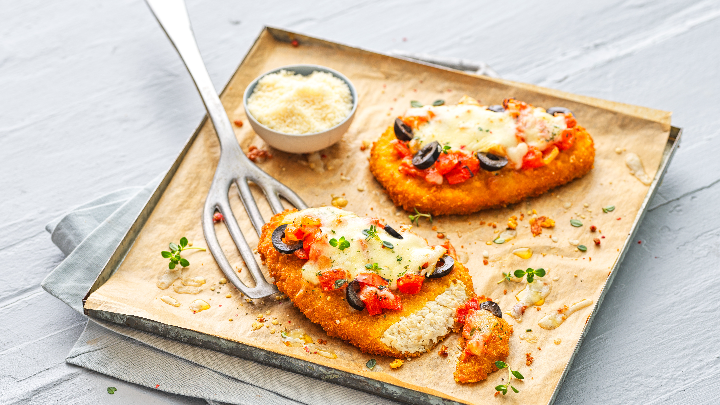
<box><xmin>546</xmin><ymin>107</ymin><xmax>573</xmax><ymax>116</ymax></box>
<box><xmin>476</xmin><ymin>152</ymin><xmax>508</xmax><ymax>172</ymax></box>
<box><xmin>384</xmin><ymin>225</ymin><xmax>403</xmax><ymax>239</ymax></box>
<box><xmin>412</xmin><ymin>141</ymin><xmax>441</xmax><ymax>170</ymax></box>
<box><xmin>346</xmin><ymin>280</ymin><xmax>365</xmax><ymax>310</ymax></box>
<box><xmin>479</xmin><ymin>300</ymin><xmax>502</xmax><ymax>318</ymax></box>
<box><xmin>393</xmin><ymin>118</ymin><xmax>413</xmax><ymax>141</ymax></box>
<box><xmin>427</xmin><ymin>255</ymin><xmax>454</xmax><ymax>279</ymax></box>
<box><xmin>271</xmin><ymin>224</ymin><xmax>303</xmax><ymax>254</ymax></box>
<box><xmin>487</xmin><ymin>105</ymin><xmax>505</xmax><ymax>113</ymax></box>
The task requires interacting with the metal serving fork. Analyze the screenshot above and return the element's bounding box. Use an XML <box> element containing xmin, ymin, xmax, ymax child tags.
<box><xmin>146</xmin><ymin>0</ymin><xmax>307</xmax><ymax>298</ymax></box>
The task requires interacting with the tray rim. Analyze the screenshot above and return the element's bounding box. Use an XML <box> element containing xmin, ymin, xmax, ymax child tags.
<box><xmin>83</xmin><ymin>25</ymin><xmax>683</xmax><ymax>405</ymax></box>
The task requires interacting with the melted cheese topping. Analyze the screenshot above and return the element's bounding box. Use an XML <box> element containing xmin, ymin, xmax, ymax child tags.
<box><xmin>509</xmin><ymin>279</ymin><xmax>552</xmax><ymax>321</ymax></box>
<box><xmin>403</xmin><ymin>101</ymin><xmax>568</xmax><ymax>169</ymax></box>
<box><xmin>538</xmin><ymin>299</ymin><xmax>593</xmax><ymax>330</ymax></box>
<box><xmin>283</xmin><ymin>207</ymin><xmax>446</xmax><ymax>289</ymax></box>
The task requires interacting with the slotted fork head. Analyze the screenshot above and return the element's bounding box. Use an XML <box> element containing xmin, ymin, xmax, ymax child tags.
<box><xmin>146</xmin><ymin>0</ymin><xmax>307</xmax><ymax>299</ymax></box>
<box><xmin>202</xmin><ymin>148</ymin><xmax>307</xmax><ymax>299</ymax></box>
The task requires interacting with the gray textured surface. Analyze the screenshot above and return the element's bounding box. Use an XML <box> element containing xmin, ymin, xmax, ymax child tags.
<box><xmin>2</xmin><ymin>0</ymin><xmax>720</xmax><ymax>403</ymax></box>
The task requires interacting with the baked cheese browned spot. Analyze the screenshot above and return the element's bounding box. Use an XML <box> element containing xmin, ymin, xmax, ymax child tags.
<box><xmin>258</xmin><ymin>209</ymin><xmax>475</xmax><ymax>358</ymax></box>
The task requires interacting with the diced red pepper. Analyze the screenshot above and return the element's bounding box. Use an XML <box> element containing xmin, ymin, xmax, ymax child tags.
<box><xmin>293</xmin><ymin>249</ymin><xmax>309</xmax><ymax>260</ymax></box>
<box><xmin>556</xmin><ymin>128</ymin><xmax>575</xmax><ymax>151</ymax></box>
<box><xmin>564</xmin><ymin>114</ymin><xmax>577</xmax><ymax>129</ymax></box>
<box><xmin>397</xmin><ymin>274</ymin><xmax>424</xmax><ymax>294</ymax></box>
<box><xmin>377</xmin><ymin>288</ymin><xmax>402</xmax><ymax>310</ymax></box>
<box><xmin>445</xmin><ymin>164</ymin><xmax>474</xmax><ymax>185</ymax></box>
<box><xmin>522</xmin><ymin>147</ymin><xmax>544</xmax><ymax>169</ymax></box>
<box><xmin>356</xmin><ymin>272</ymin><xmax>388</xmax><ymax>288</ymax></box>
<box><xmin>456</xmin><ymin>296</ymin><xmax>481</xmax><ymax>324</ymax></box>
<box><xmin>318</xmin><ymin>269</ymin><xmax>348</xmax><ymax>292</ymax></box>
<box><xmin>435</xmin><ymin>152</ymin><xmax>459</xmax><ymax>175</ymax></box>
<box><xmin>359</xmin><ymin>286</ymin><xmax>383</xmax><ymax>315</ymax></box>
<box><xmin>392</xmin><ymin>139</ymin><xmax>412</xmax><ymax>158</ymax></box>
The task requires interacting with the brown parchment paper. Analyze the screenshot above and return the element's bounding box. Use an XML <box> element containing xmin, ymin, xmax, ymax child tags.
<box><xmin>85</xmin><ymin>29</ymin><xmax>671</xmax><ymax>405</ymax></box>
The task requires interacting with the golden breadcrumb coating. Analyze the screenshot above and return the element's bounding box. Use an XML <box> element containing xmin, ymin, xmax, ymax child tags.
<box><xmin>454</xmin><ymin>310</ymin><xmax>513</xmax><ymax>384</ymax></box>
<box><xmin>258</xmin><ymin>209</ymin><xmax>475</xmax><ymax>358</ymax></box>
<box><xmin>369</xmin><ymin>125</ymin><xmax>595</xmax><ymax>215</ymax></box>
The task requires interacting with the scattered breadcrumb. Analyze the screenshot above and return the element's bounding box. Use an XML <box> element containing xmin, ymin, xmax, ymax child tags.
<box><xmin>530</xmin><ymin>216</ymin><xmax>555</xmax><ymax>236</ymax></box>
<box><xmin>438</xmin><ymin>345</ymin><xmax>449</xmax><ymax>357</ymax></box>
<box><xmin>526</xmin><ymin>353</ymin><xmax>534</xmax><ymax>366</ymax></box>
<box><xmin>390</xmin><ymin>359</ymin><xmax>404</xmax><ymax>369</ymax></box>
<box><xmin>507</xmin><ymin>216</ymin><xmax>518</xmax><ymax>230</ymax></box>
<box><xmin>246</xmin><ymin>145</ymin><xmax>273</xmax><ymax>163</ymax></box>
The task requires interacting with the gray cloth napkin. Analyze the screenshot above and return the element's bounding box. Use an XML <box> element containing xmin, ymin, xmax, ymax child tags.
<box><xmin>41</xmin><ymin>178</ymin><xmax>400</xmax><ymax>405</ymax></box>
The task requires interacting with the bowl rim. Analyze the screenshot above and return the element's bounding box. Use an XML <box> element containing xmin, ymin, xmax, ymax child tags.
<box><xmin>243</xmin><ymin>64</ymin><xmax>358</xmax><ymax>137</ymax></box>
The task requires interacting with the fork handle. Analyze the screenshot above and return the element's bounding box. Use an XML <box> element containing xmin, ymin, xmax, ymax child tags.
<box><xmin>145</xmin><ymin>0</ymin><xmax>241</xmax><ymax>154</ymax></box>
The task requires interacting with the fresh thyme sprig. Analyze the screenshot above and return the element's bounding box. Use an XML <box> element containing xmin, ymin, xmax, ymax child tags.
<box><xmin>496</xmin><ymin>271</ymin><xmax>514</xmax><ymax>284</ymax></box>
<box><xmin>329</xmin><ymin>236</ymin><xmax>350</xmax><ymax>251</ymax></box>
<box><xmin>494</xmin><ymin>361</ymin><xmax>524</xmax><ymax>395</ymax></box>
<box><xmin>362</xmin><ymin>225</ymin><xmax>379</xmax><ymax>241</ymax></box>
<box><xmin>513</xmin><ymin>267</ymin><xmax>546</xmax><ymax>284</ymax></box>
<box><xmin>161</xmin><ymin>237</ymin><xmax>205</xmax><ymax>269</ymax></box>
<box><xmin>408</xmin><ymin>208</ymin><xmax>433</xmax><ymax>227</ymax></box>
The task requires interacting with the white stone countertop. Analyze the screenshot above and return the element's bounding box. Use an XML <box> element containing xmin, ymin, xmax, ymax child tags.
<box><xmin>2</xmin><ymin>1</ymin><xmax>720</xmax><ymax>404</ymax></box>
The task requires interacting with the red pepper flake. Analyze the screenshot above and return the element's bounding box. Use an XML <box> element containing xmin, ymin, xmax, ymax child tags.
<box><xmin>483</xmin><ymin>259</ymin><xmax>489</xmax><ymax>265</ymax></box>
<box><xmin>590</xmin><ymin>225</ymin><xmax>597</xmax><ymax>232</ymax></box>
<box><xmin>213</xmin><ymin>212</ymin><xmax>224</xmax><ymax>223</ymax></box>
<box><xmin>219</xmin><ymin>305</ymin><xmax>222</xmax><ymax>307</ymax></box>
<box><xmin>594</xmin><ymin>238</ymin><xmax>601</xmax><ymax>246</ymax></box>
<box><xmin>602</xmin><ymin>236</ymin><xmax>606</xmax><ymax>239</ymax></box>
<box><xmin>155</xmin><ymin>384</ymin><xmax>160</xmax><ymax>389</ymax></box>
<box><xmin>291</xmin><ymin>39</ymin><xmax>299</xmax><ymax>47</ymax></box>
<box><xmin>233</xmin><ymin>119</ymin><xmax>243</xmax><ymax>127</ymax></box>
<box><xmin>503</xmin><ymin>289</ymin><xmax>507</xmax><ymax>295</ymax></box>
<box><xmin>617</xmin><ymin>217</ymin><xmax>621</xmax><ymax>220</ymax></box>
<box><xmin>436</xmin><ymin>233</ymin><xmax>445</xmax><ymax>239</ymax></box>
<box><xmin>638</xmin><ymin>240</ymin><xmax>642</xmax><ymax>244</ymax></box>
<box><xmin>402</xmin><ymin>37</ymin><xmax>407</xmax><ymax>42</ymax></box>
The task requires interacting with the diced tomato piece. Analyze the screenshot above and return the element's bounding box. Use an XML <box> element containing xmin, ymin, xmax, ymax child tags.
<box><xmin>397</xmin><ymin>274</ymin><xmax>424</xmax><ymax>294</ymax></box>
<box><xmin>435</xmin><ymin>152</ymin><xmax>459</xmax><ymax>175</ymax></box>
<box><xmin>293</xmin><ymin>249</ymin><xmax>309</xmax><ymax>260</ymax></box>
<box><xmin>398</xmin><ymin>157</ymin><xmax>424</xmax><ymax>177</ymax></box>
<box><xmin>456</xmin><ymin>296</ymin><xmax>481</xmax><ymax>324</ymax></box>
<box><xmin>318</xmin><ymin>269</ymin><xmax>348</xmax><ymax>291</ymax></box>
<box><xmin>359</xmin><ymin>286</ymin><xmax>383</xmax><ymax>315</ymax></box>
<box><xmin>356</xmin><ymin>272</ymin><xmax>388</xmax><ymax>288</ymax></box>
<box><xmin>556</xmin><ymin>128</ymin><xmax>575</xmax><ymax>151</ymax></box>
<box><xmin>301</xmin><ymin>229</ymin><xmax>323</xmax><ymax>258</ymax></box>
<box><xmin>522</xmin><ymin>147</ymin><xmax>544</xmax><ymax>169</ymax></box>
<box><xmin>459</xmin><ymin>153</ymin><xmax>480</xmax><ymax>174</ymax></box>
<box><xmin>564</xmin><ymin>114</ymin><xmax>577</xmax><ymax>129</ymax></box>
<box><xmin>424</xmin><ymin>166</ymin><xmax>444</xmax><ymax>185</ymax></box>
<box><xmin>445</xmin><ymin>164</ymin><xmax>474</xmax><ymax>185</ymax></box>
<box><xmin>392</xmin><ymin>139</ymin><xmax>413</xmax><ymax>158</ymax></box>
<box><xmin>378</xmin><ymin>288</ymin><xmax>402</xmax><ymax>310</ymax></box>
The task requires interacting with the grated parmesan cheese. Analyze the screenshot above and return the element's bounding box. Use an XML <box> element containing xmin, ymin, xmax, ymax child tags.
<box><xmin>247</xmin><ymin>70</ymin><xmax>352</xmax><ymax>134</ymax></box>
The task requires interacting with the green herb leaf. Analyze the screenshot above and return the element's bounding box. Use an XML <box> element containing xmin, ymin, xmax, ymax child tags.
<box><xmin>442</xmin><ymin>144</ymin><xmax>452</xmax><ymax>154</ymax></box>
<box><xmin>526</xmin><ymin>329</ymin><xmax>532</xmax><ymax>332</ymax></box>
<box><xmin>339</xmin><ymin>238</ymin><xmax>350</xmax><ymax>251</ymax></box>
<box><xmin>514</xmin><ymin>269</ymin><xmax>526</xmax><ymax>278</ymax></box>
<box><xmin>512</xmin><ymin>370</ymin><xmax>524</xmax><ymax>380</ymax></box>
<box><xmin>180</xmin><ymin>237</ymin><xmax>188</xmax><ymax>247</ymax></box>
<box><xmin>169</xmin><ymin>262</ymin><xmax>176</xmax><ymax>269</ymax></box>
<box><xmin>107</xmin><ymin>387</ymin><xmax>117</xmax><ymax>394</ymax></box>
<box><xmin>396</xmin><ymin>256</ymin><xmax>403</xmax><ymax>262</ymax></box>
<box><xmin>382</xmin><ymin>240</ymin><xmax>394</xmax><ymax>249</ymax></box>
<box><xmin>408</xmin><ymin>208</ymin><xmax>433</xmax><ymax>227</ymax></box>
<box><xmin>366</xmin><ymin>359</ymin><xmax>377</xmax><ymax>370</ymax></box>
<box><xmin>334</xmin><ymin>279</ymin><xmax>347</xmax><ymax>289</ymax></box>
<box><xmin>329</xmin><ymin>238</ymin><xmax>338</xmax><ymax>247</ymax></box>
<box><xmin>495</xmin><ymin>385</ymin><xmax>506</xmax><ymax>392</ymax></box>
<box><xmin>511</xmin><ymin>386</ymin><xmax>520</xmax><ymax>393</ymax></box>
<box><xmin>180</xmin><ymin>258</ymin><xmax>190</xmax><ymax>267</ymax></box>
<box><xmin>410</xmin><ymin>100</ymin><xmax>423</xmax><ymax>108</ymax></box>
<box><xmin>495</xmin><ymin>360</ymin><xmax>507</xmax><ymax>369</ymax></box>
<box><xmin>602</xmin><ymin>205</ymin><xmax>616</xmax><ymax>213</ymax></box>
<box><xmin>577</xmin><ymin>245</ymin><xmax>587</xmax><ymax>252</ymax></box>
<box><xmin>527</xmin><ymin>273</ymin><xmax>535</xmax><ymax>283</ymax></box>
<box><xmin>570</xmin><ymin>219</ymin><xmax>583</xmax><ymax>227</ymax></box>
<box><xmin>169</xmin><ymin>243</ymin><xmax>179</xmax><ymax>252</ymax></box>
<box><xmin>161</xmin><ymin>251</ymin><xmax>172</xmax><ymax>258</ymax></box>
<box><xmin>432</xmin><ymin>99</ymin><xmax>445</xmax><ymax>106</ymax></box>
<box><xmin>534</xmin><ymin>268</ymin><xmax>546</xmax><ymax>277</ymax></box>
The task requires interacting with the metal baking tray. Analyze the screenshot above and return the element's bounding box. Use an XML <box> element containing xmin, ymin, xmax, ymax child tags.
<box><xmin>83</xmin><ymin>26</ymin><xmax>682</xmax><ymax>405</ymax></box>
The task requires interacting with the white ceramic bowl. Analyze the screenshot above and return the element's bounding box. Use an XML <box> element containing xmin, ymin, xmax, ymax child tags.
<box><xmin>243</xmin><ymin>64</ymin><xmax>358</xmax><ymax>154</ymax></box>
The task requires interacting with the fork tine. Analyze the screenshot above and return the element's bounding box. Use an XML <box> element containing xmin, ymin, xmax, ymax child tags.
<box><xmin>236</xmin><ymin>178</ymin><xmax>265</xmax><ymax>236</ymax></box>
<box><xmin>263</xmin><ymin>188</ymin><xmax>285</xmax><ymax>215</ymax></box>
<box><xmin>202</xmin><ymin>202</ymin><xmax>252</xmax><ymax>296</ymax></box>
<box><xmin>216</xmin><ymin>199</ymin><xmax>277</xmax><ymax>297</ymax></box>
